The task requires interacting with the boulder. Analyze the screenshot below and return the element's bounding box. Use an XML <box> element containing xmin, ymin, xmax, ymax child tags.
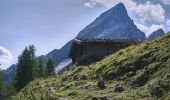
<box><xmin>97</xmin><ymin>80</ymin><xmax>105</xmax><ymax>89</ymax></box>
<box><xmin>73</xmin><ymin>75</ymin><xmax>79</xmax><ymax>81</ymax></box>
<box><xmin>76</xmin><ymin>66</ymin><xmax>83</xmax><ymax>72</ymax></box>
<box><xmin>92</xmin><ymin>96</ymin><xmax>109</xmax><ymax>100</ymax></box>
<box><xmin>80</xmin><ymin>75</ymin><xmax>88</xmax><ymax>80</ymax></box>
<box><xmin>61</xmin><ymin>77</ymin><xmax>68</xmax><ymax>82</ymax></box>
<box><xmin>99</xmin><ymin>96</ymin><xmax>109</xmax><ymax>100</ymax></box>
<box><xmin>92</xmin><ymin>97</ymin><xmax>98</xmax><ymax>100</ymax></box>
<box><xmin>114</xmin><ymin>84</ymin><xmax>124</xmax><ymax>92</ymax></box>
<box><xmin>149</xmin><ymin>85</ymin><xmax>164</xmax><ymax>98</ymax></box>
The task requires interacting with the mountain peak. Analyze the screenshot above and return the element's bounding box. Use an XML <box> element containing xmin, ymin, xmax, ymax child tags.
<box><xmin>102</xmin><ymin>2</ymin><xmax>127</xmax><ymax>18</ymax></box>
<box><xmin>113</xmin><ymin>3</ymin><xmax>126</xmax><ymax>11</ymax></box>
<box><xmin>148</xmin><ymin>29</ymin><xmax>164</xmax><ymax>39</ymax></box>
<box><xmin>156</xmin><ymin>29</ymin><xmax>164</xmax><ymax>33</ymax></box>
<box><xmin>76</xmin><ymin>3</ymin><xmax>146</xmax><ymax>41</ymax></box>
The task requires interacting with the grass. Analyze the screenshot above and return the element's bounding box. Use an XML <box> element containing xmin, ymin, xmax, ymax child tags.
<box><xmin>11</xmin><ymin>32</ymin><xmax>170</xmax><ymax>100</ymax></box>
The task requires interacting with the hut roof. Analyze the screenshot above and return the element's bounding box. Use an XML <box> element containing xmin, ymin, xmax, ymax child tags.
<box><xmin>74</xmin><ymin>38</ymin><xmax>142</xmax><ymax>44</ymax></box>
<box><xmin>69</xmin><ymin>38</ymin><xmax>141</xmax><ymax>58</ymax></box>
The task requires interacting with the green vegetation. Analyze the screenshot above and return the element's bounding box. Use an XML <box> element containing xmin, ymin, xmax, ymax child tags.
<box><xmin>14</xmin><ymin>45</ymin><xmax>55</xmax><ymax>92</ymax></box>
<box><xmin>15</xmin><ymin>45</ymin><xmax>39</xmax><ymax>91</ymax></box>
<box><xmin>11</xmin><ymin>33</ymin><xmax>170</xmax><ymax>100</ymax></box>
<box><xmin>46</xmin><ymin>58</ymin><xmax>55</xmax><ymax>76</ymax></box>
<box><xmin>0</xmin><ymin>69</ymin><xmax>4</xmax><ymax>98</ymax></box>
<box><xmin>0</xmin><ymin>69</ymin><xmax>16</xmax><ymax>100</ymax></box>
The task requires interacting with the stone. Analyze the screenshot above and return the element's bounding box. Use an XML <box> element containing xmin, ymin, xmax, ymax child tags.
<box><xmin>92</xmin><ymin>96</ymin><xmax>109</xmax><ymax>100</ymax></box>
<box><xmin>92</xmin><ymin>97</ymin><xmax>98</xmax><ymax>100</ymax></box>
<box><xmin>114</xmin><ymin>84</ymin><xmax>124</xmax><ymax>92</ymax></box>
<box><xmin>97</xmin><ymin>80</ymin><xmax>105</xmax><ymax>89</ymax></box>
<box><xmin>61</xmin><ymin>77</ymin><xmax>68</xmax><ymax>82</ymax></box>
<box><xmin>80</xmin><ymin>75</ymin><xmax>88</xmax><ymax>80</ymax></box>
<box><xmin>149</xmin><ymin>85</ymin><xmax>164</xmax><ymax>98</ymax></box>
<box><xmin>75</xmin><ymin>66</ymin><xmax>83</xmax><ymax>72</ymax></box>
<box><xmin>99</xmin><ymin>96</ymin><xmax>109</xmax><ymax>100</ymax></box>
<box><xmin>68</xmin><ymin>91</ymin><xmax>78</xmax><ymax>96</ymax></box>
<box><xmin>73</xmin><ymin>75</ymin><xmax>79</xmax><ymax>81</ymax></box>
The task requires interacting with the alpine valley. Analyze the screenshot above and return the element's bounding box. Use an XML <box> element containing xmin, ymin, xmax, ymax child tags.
<box><xmin>3</xmin><ymin>3</ymin><xmax>170</xmax><ymax>100</ymax></box>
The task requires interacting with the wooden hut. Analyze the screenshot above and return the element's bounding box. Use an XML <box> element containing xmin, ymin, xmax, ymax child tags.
<box><xmin>69</xmin><ymin>38</ymin><xmax>140</xmax><ymax>64</ymax></box>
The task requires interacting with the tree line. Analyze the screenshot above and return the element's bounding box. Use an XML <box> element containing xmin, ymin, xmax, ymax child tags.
<box><xmin>0</xmin><ymin>45</ymin><xmax>55</xmax><ymax>99</ymax></box>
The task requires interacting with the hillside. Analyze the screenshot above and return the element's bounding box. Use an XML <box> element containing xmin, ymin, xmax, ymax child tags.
<box><xmin>11</xmin><ymin>32</ymin><xmax>170</xmax><ymax>100</ymax></box>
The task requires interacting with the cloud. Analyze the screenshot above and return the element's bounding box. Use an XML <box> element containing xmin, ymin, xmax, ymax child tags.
<box><xmin>0</xmin><ymin>45</ymin><xmax>14</xmax><ymax>69</ymax></box>
<box><xmin>85</xmin><ymin>0</ymin><xmax>165</xmax><ymax>23</ymax></box>
<box><xmin>134</xmin><ymin>1</ymin><xmax>165</xmax><ymax>23</ymax></box>
<box><xmin>84</xmin><ymin>0</ymin><xmax>136</xmax><ymax>10</ymax></box>
<box><xmin>148</xmin><ymin>24</ymin><xmax>164</xmax><ymax>34</ymax></box>
<box><xmin>161</xmin><ymin>0</ymin><xmax>170</xmax><ymax>5</ymax></box>
<box><xmin>84</xmin><ymin>2</ymin><xmax>97</xmax><ymax>8</ymax></box>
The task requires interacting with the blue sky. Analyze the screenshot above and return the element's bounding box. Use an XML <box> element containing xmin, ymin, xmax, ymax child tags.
<box><xmin>0</xmin><ymin>0</ymin><xmax>170</xmax><ymax>69</ymax></box>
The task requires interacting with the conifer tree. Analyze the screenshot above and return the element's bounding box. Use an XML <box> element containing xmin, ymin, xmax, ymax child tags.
<box><xmin>46</xmin><ymin>59</ymin><xmax>55</xmax><ymax>76</ymax></box>
<box><xmin>38</xmin><ymin>59</ymin><xmax>46</xmax><ymax>77</ymax></box>
<box><xmin>15</xmin><ymin>45</ymin><xmax>38</xmax><ymax>91</ymax></box>
<box><xmin>0</xmin><ymin>69</ymin><xmax>4</xmax><ymax>98</ymax></box>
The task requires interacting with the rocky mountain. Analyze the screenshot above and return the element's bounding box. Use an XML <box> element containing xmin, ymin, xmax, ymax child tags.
<box><xmin>41</xmin><ymin>3</ymin><xmax>147</xmax><ymax>72</ymax></box>
<box><xmin>3</xmin><ymin>64</ymin><xmax>16</xmax><ymax>85</ymax></box>
<box><xmin>40</xmin><ymin>40</ymin><xmax>72</xmax><ymax>66</ymax></box>
<box><xmin>148</xmin><ymin>29</ymin><xmax>164</xmax><ymax>39</ymax></box>
<box><xmin>77</xmin><ymin>3</ymin><xmax>146</xmax><ymax>41</ymax></box>
<box><xmin>11</xmin><ymin>32</ymin><xmax>170</xmax><ymax>100</ymax></box>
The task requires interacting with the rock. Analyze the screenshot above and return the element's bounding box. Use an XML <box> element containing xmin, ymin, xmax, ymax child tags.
<box><xmin>68</xmin><ymin>91</ymin><xmax>78</xmax><ymax>96</ymax></box>
<box><xmin>61</xmin><ymin>77</ymin><xmax>68</xmax><ymax>82</ymax></box>
<box><xmin>99</xmin><ymin>96</ymin><xmax>109</xmax><ymax>100</ymax></box>
<box><xmin>167</xmin><ymin>74</ymin><xmax>170</xmax><ymax>78</ymax></box>
<box><xmin>149</xmin><ymin>85</ymin><xmax>164</xmax><ymax>98</ymax></box>
<box><xmin>114</xmin><ymin>84</ymin><xmax>124</xmax><ymax>92</ymax></box>
<box><xmin>92</xmin><ymin>97</ymin><xmax>98</xmax><ymax>100</ymax></box>
<box><xmin>158</xmin><ymin>79</ymin><xmax>170</xmax><ymax>91</ymax></box>
<box><xmin>97</xmin><ymin>80</ymin><xmax>105</xmax><ymax>89</ymax></box>
<box><xmin>80</xmin><ymin>75</ymin><xmax>88</xmax><ymax>80</ymax></box>
<box><xmin>73</xmin><ymin>75</ymin><xmax>79</xmax><ymax>81</ymax></box>
<box><xmin>92</xmin><ymin>96</ymin><xmax>109</xmax><ymax>100</ymax></box>
<box><xmin>65</xmin><ymin>85</ymin><xmax>70</xmax><ymax>89</ymax></box>
<box><xmin>75</xmin><ymin>66</ymin><xmax>83</xmax><ymax>72</ymax></box>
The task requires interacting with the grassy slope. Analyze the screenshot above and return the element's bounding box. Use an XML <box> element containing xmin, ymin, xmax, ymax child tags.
<box><xmin>11</xmin><ymin>33</ymin><xmax>170</xmax><ymax>100</ymax></box>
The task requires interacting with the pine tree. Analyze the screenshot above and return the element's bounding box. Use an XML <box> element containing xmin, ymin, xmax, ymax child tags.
<box><xmin>46</xmin><ymin>59</ymin><xmax>55</xmax><ymax>76</ymax></box>
<box><xmin>29</xmin><ymin>45</ymin><xmax>39</xmax><ymax>78</ymax></box>
<box><xmin>0</xmin><ymin>69</ymin><xmax>5</xmax><ymax>100</ymax></box>
<box><xmin>15</xmin><ymin>45</ymin><xmax>38</xmax><ymax>91</ymax></box>
<box><xmin>38</xmin><ymin>59</ymin><xmax>46</xmax><ymax>77</ymax></box>
<box><xmin>15</xmin><ymin>47</ymin><xmax>29</xmax><ymax>91</ymax></box>
<box><xmin>0</xmin><ymin>69</ymin><xmax>3</xmax><ymax>98</ymax></box>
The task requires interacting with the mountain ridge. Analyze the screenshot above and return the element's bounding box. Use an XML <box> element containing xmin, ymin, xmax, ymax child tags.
<box><xmin>39</xmin><ymin>40</ymin><xmax>72</xmax><ymax>66</ymax></box>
